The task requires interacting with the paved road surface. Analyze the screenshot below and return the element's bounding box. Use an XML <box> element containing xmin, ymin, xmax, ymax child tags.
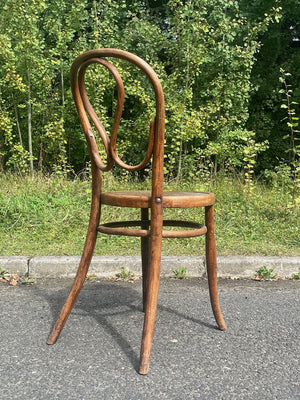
<box><xmin>1</xmin><ymin>278</ymin><xmax>299</xmax><ymax>399</ymax></box>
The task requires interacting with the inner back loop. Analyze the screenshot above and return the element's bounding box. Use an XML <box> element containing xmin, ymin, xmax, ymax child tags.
<box><xmin>78</xmin><ymin>57</ymin><xmax>155</xmax><ymax>172</ymax></box>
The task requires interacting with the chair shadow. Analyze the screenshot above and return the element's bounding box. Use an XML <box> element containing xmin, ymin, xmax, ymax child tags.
<box><xmin>131</xmin><ymin>303</ymin><xmax>219</xmax><ymax>331</ymax></box>
<box><xmin>40</xmin><ymin>280</ymin><xmax>219</xmax><ymax>372</ymax></box>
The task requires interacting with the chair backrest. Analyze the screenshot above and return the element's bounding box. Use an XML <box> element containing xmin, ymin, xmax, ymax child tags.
<box><xmin>70</xmin><ymin>49</ymin><xmax>165</xmax><ymax>194</ymax></box>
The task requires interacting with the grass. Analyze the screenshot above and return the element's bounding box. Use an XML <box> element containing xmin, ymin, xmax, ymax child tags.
<box><xmin>0</xmin><ymin>172</ymin><xmax>299</xmax><ymax>257</ymax></box>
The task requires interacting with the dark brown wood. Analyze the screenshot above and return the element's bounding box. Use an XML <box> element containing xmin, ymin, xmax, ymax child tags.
<box><xmin>47</xmin><ymin>48</ymin><xmax>226</xmax><ymax>375</ymax></box>
<box><xmin>98</xmin><ymin>219</ymin><xmax>207</xmax><ymax>238</ymax></box>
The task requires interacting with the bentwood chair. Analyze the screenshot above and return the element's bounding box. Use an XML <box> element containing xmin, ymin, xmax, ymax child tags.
<box><xmin>47</xmin><ymin>49</ymin><xmax>227</xmax><ymax>375</ymax></box>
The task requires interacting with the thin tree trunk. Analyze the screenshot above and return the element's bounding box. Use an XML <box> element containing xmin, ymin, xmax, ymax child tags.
<box><xmin>176</xmin><ymin>124</ymin><xmax>183</xmax><ymax>183</ymax></box>
<box><xmin>60</xmin><ymin>60</ymin><xmax>68</xmax><ymax>174</ymax></box>
<box><xmin>60</xmin><ymin>49</ymin><xmax>65</xmax><ymax>119</ymax></box>
<box><xmin>176</xmin><ymin>0</ymin><xmax>192</xmax><ymax>182</ymax></box>
<box><xmin>27</xmin><ymin>65</ymin><xmax>34</xmax><ymax>176</ymax></box>
<box><xmin>12</xmin><ymin>93</ymin><xmax>23</xmax><ymax>147</ymax></box>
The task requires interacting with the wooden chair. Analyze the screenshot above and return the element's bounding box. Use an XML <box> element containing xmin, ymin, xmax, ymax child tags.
<box><xmin>47</xmin><ymin>49</ymin><xmax>227</xmax><ymax>375</ymax></box>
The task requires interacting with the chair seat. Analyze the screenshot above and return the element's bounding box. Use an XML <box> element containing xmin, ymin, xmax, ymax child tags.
<box><xmin>101</xmin><ymin>190</ymin><xmax>215</xmax><ymax>208</ymax></box>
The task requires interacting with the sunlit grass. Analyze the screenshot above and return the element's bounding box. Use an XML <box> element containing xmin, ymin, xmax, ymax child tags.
<box><xmin>0</xmin><ymin>173</ymin><xmax>299</xmax><ymax>257</ymax></box>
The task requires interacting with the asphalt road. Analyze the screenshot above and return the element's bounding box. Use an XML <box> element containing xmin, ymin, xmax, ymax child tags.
<box><xmin>1</xmin><ymin>277</ymin><xmax>299</xmax><ymax>399</ymax></box>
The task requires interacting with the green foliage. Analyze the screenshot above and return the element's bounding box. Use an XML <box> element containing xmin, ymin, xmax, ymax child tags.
<box><xmin>254</xmin><ymin>266</ymin><xmax>277</xmax><ymax>280</ymax></box>
<box><xmin>279</xmin><ymin>69</ymin><xmax>300</xmax><ymax>208</ymax></box>
<box><xmin>292</xmin><ymin>271</ymin><xmax>300</xmax><ymax>280</ymax></box>
<box><xmin>0</xmin><ymin>0</ymin><xmax>291</xmax><ymax>178</ymax></box>
<box><xmin>0</xmin><ymin>267</ymin><xmax>10</xmax><ymax>280</ymax></box>
<box><xmin>20</xmin><ymin>277</ymin><xmax>37</xmax><ymax>285</ymax></box>
<box><xmin>115</xmin><ymin>267</ymin><xmax>135</xmax><ymax>281</ymax></box>
<box><xmin>163</xmin><ymin>0</ymin><xmax>283</xmax><ymax>179</ymax></box>
<box><xmin>86</xmin><ymin>274</ymin><xmax>98</xmax><ymax>281</ymax></box>
<box><xmin>173</xmin><ymin>267</ymin><xmax>188</xmax><ymax>279</ymax></box>
<box><xmin>246</xmin><ymin>0</ymin><xmax>300</xmax><ymax>174</ymax></box>
<box><xmin>0</xmin><ymin>0</ymin><xmax>88</xmax><ymax>174</ymax></box>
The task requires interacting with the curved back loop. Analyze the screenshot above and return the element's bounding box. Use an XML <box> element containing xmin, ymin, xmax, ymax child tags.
<box><xmin>70</xmin><ymin>49</ymin><xmax>165</xmax><ymax>172</ymax></box>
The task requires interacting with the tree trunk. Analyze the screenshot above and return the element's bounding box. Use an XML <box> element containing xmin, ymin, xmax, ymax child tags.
<box><xmin>27</xmin><ymin>65</ymin><xmax>34</xmax><ymax>176</ymax></box>
<box><xmin>12</xmin><ymin>93</ymin><xmax>23</xmax><ymax>147</ymax></box>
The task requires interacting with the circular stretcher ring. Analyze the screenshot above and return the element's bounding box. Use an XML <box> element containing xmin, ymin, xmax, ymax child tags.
<box><xmin>97</xmin><ymin>219</ymin><xmax>207</xmax><ymax>238</ymax></box>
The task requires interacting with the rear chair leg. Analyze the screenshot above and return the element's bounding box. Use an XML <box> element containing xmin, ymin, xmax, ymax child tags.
<box><xmin>205</xmin><ymin>205</ymin><xmax>227</xmax><ymax>331</ymax></box>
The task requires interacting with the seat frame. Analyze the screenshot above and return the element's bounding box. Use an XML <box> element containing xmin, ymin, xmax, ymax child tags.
<box><xmin>47</xmin><ymin>49</ymin><xmax>226</xmax><ymax>375</ymax></box>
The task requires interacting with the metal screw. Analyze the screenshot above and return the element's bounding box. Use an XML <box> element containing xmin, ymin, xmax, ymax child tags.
<box><xmin>87</xmin><ymin>128</ymin><xmax>94</xmax><ymax>138</ymax></box>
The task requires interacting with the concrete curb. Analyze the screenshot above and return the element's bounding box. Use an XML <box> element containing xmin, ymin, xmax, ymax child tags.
<box><xmin>0</xmin><ymin>255</ymin><xmax>299</xmax><ymax>278</ymax></box>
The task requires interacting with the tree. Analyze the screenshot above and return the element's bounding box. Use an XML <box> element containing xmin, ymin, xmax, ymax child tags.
<box><xmin>1</xmin><ymin>0</ymin><xmax>48</xmax><ymax>174</ymax></box>
<box><xmin>161</xmin><ymin>0</ymin><xmax>279</xmax><ymax>178</ymax></box>
<box><xmin>0</xmin><ymin>0</ymin><xmax>290</xmax><ymax>180</ymax></box>
<box><xmin>245</xmin><ymin>0</ymin><xmax>300</xmax><ymax>172</ymax></box>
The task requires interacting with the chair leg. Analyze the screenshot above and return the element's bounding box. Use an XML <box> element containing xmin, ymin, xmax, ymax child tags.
<box><xmin>141</xmin><ymin>208</ymin><xmax>150</xmax><ymax>312</ymax></box>
<box><xmin>139</xmin><ymin>228</ymin><xmax>162</xmax><ymax>375</ymax></box>
<box><xmin>47</xmin><ymin>167</ymin><xmax>102</xmax><ymax>345</ymax></box>
<box><xmin>205</xmin><ymin>205</ymin><xmax>227</xmax><ymax>331</ymax></box>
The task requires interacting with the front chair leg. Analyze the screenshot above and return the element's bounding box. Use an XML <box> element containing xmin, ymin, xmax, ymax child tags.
<box><xmin>205</xmin><ymin>205</ymin><xmax>227</xmax><ymax>331</ymax></box>
<box><xmin>141</xmin><ymin>208</ymin><xmax>150</xmax><ymax>312</ymax></box>
<box><xmin>139</xmin><ymin>256</ymin><xmax>161</xmax><ymax>374</ymax></box>
<box><xmin>47</xmin><ymin>228</ymin><xmax>98</xmax><ymax>345</ymax></box>
<box><xmin>47</xmin><ymin>167</ymin><xmax>102</xmax><ymax>345</ymax></box>
<box><xmin>139</xmin><ymin>230</ymin><xmax>162</xmax><ymax>375</ymax></box>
